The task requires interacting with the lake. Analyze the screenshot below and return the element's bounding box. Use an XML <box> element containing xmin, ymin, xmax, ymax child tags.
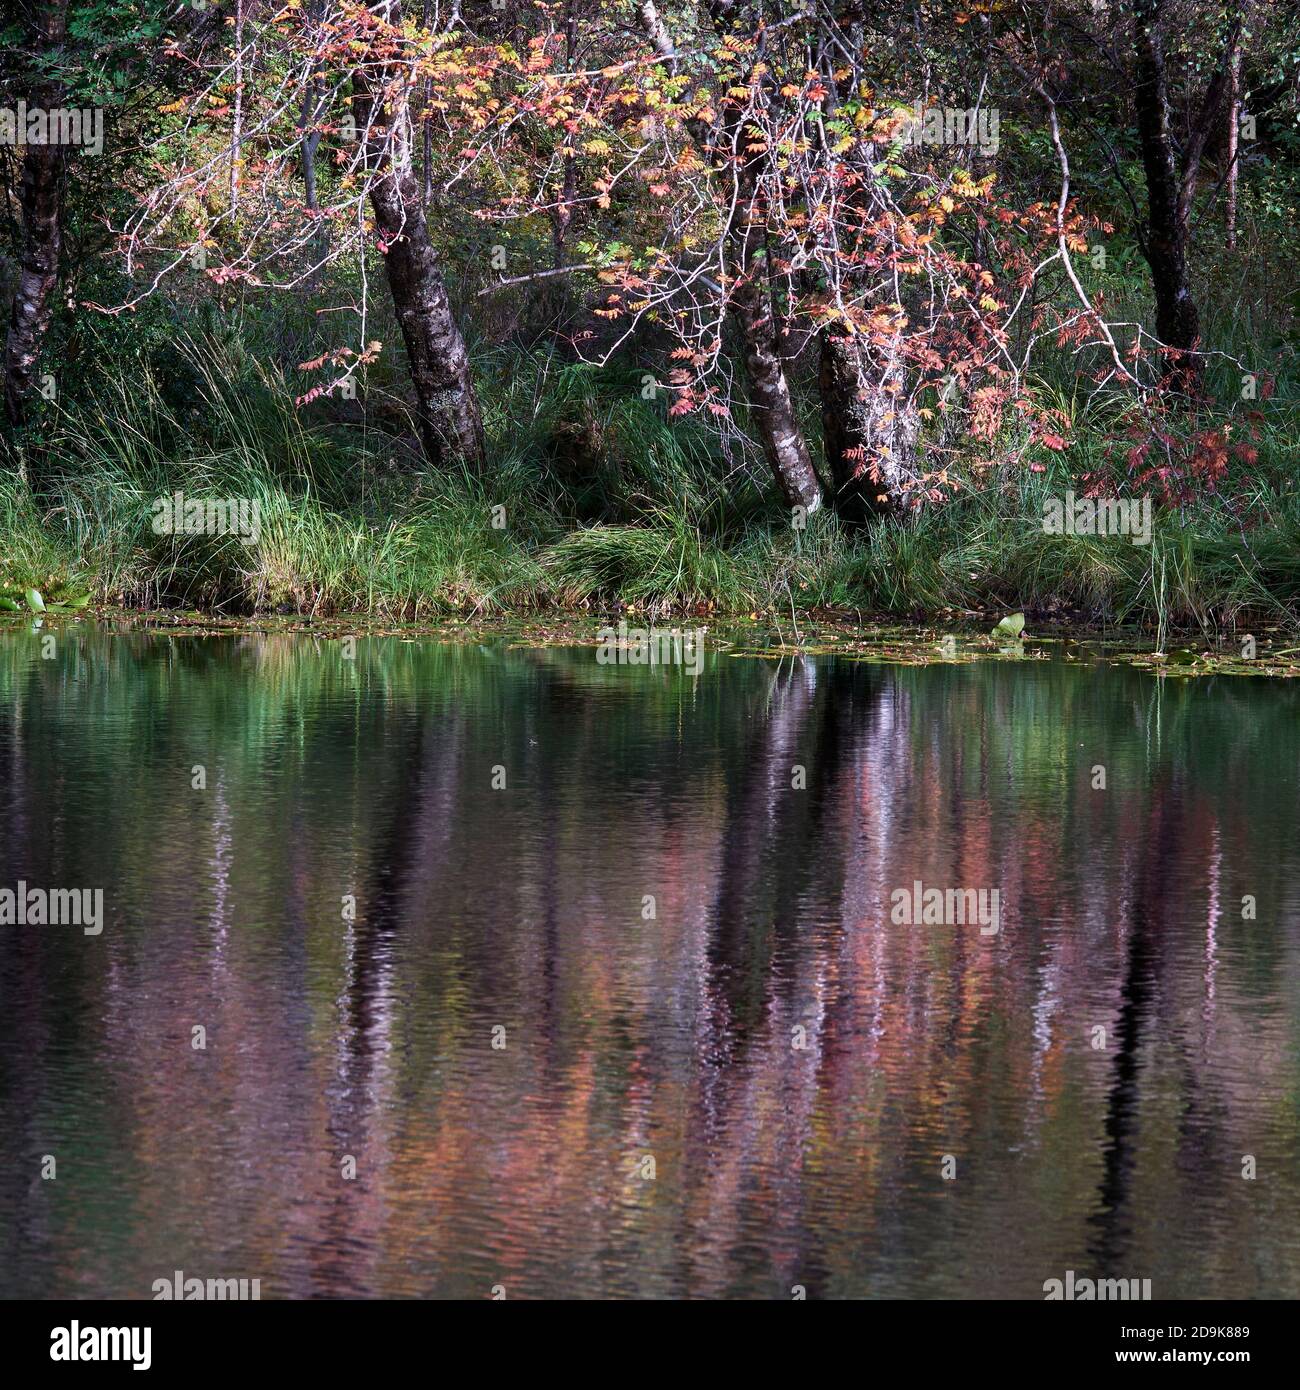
<box><xmin>1</xmin><ymin>625</ymin><xmax>1298</xmax><ymax>1298</ymax></box>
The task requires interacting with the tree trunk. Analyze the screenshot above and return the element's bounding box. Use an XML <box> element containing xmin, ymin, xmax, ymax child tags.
<box><xmin>1225</xmin><ymin>42</ymin><xmax>1241</xmax><ymax>250</ymax></box>
<box><xmin>420</xmin><ymin>0</ymin><xmax>432</xmax><ymax>207</ymax></box>
<box><xmin>4</xmin><ymin>139</ymin><xmax>65</xmax><ymax>429</ymax></box>
<box><xmin>550</xmin><ymin>0</ymin><xmax>579</xmax><ymax>270</ymax></box>
<box><xmin>3</xmin><ymin>0</ymin><xmax>69</xmax><ymax>429</ymax></box>
<box><xmin>730</xmin><ymin>226</ymin><xmax>823</xmax><ymax>513</ymax></box>
<box><xmin>230</xmin><ymin>0</ymin><xmax>245</xmax><ymax>211</ymax></box>
<box><xmin>813</xmin><ymin>42</ymin><xmax>917</xmax><ymax>519</ymax></box>
<box><xmin>299</xmin><ymin>92</ymin><xmax>321</xmax><ymax>213</ymax></box>
<box><xmin>354</xmin><ymin>6</ymin><xmax>484</xmax><ymax>468</ymax></box>
<box><xmin>819</xmin><ymin>330</ymin><xmax>919</xmax><ymax>522</ymax></box>
<box><xmin>712</xmin><ymin>1</ymin><xmax>821</xmax><ymax>511</ymax></box>
<box><xmin>1133</xmin><ymin>0</ymin><xmax>1201</xmax><ymax>387</ymax></box>
<box><xmin>368</xmin><ymin>177</ymin><xmax>485</xmax><ymax>468</ymax></box>
<box><xmin>639</xmin><ymin>0</ymin><xmax>822</xmax><ymax>512</ymax></box>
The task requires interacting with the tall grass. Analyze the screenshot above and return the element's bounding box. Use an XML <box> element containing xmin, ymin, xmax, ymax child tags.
<box><xmin>2</xmin><ymin>325</ymin><xmax>1299</xmax><ymax>633</ymax></box>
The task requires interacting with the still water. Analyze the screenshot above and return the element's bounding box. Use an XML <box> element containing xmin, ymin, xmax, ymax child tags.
<box><xmin>1</xmin><ymin>626</ymin><xmax>1298</xmax><ymax>1299</ymax></box>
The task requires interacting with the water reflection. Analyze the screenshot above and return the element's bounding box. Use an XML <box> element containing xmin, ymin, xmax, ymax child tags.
<box><xmin>0</xmin><ymin>628</ymin><xmax>1298</xmax><ymax>1298</ymax></box>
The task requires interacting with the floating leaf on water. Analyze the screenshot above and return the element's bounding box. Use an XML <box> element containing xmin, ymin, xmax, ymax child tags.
<box><xmin>990</xmin><ymin>612</ymin><xmax>1025</xmax><ymax>640</ymax></box>
<box><xmin>0</xmin><ymin>596</ymin><xmax>21</xmax><ymax>611</ymax></box>
<box><xmin>25</xmin><ymin>589</ymin><xmax>45</xmax><ymax>613</ymax></box>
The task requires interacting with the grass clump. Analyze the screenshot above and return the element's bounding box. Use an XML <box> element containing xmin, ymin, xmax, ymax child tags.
<box><xmin>3</xmin><ymin>324</ymin><xmax>1300</xmax><ymax>638</ymax></box>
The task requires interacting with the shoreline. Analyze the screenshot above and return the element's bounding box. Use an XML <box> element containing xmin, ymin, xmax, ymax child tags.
<box><xmin>8</xmin><ymin>604</ymin><xmax>1300</xmax><ymax>678</ymax></box>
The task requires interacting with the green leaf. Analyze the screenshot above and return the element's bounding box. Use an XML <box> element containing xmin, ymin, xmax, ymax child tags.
<box><xmin>25</xmin><ymin>588</ymin><xmax>45</xmax><ymax>613</ymax></box>
<box><xmin>991</xmin><ymin>612</ymin><xmax>1025</xmax><ymax>639</ymax></box>
<box><xmin>0</xmin><ymin>596</ymin><xmax>21</xmax><ymax>611</ymax></box>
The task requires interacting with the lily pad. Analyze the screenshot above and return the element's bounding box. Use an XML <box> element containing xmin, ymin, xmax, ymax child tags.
<box><xmin>25</xmin><ymin>589</ymin><xmax>45</xmax><ymax>613</ymax></box>
<box><xmin>991</xmin><ymin>612</ymin><xmax>1025</xmax><ymax>640</ymax></box>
